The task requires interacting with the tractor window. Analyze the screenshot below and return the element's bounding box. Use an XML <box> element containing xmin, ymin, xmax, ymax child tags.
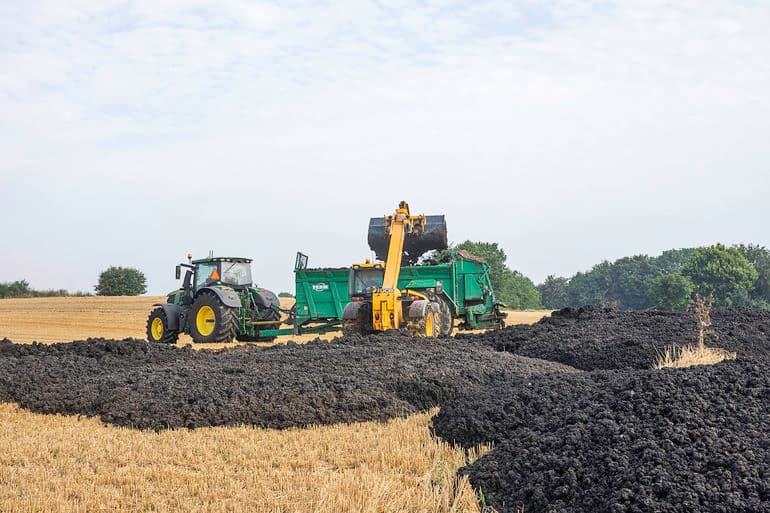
<box><xmin>349</xmin><ymin>268</ymin><xmax>384</xmax><ymax>296</ymax></box>
<box><xmin>195</xmin><ymin>263</ymin><xmax>219</xmax><ymax>289</ymax></box>
<box><xmin>221</xmin><ymin>262</ymin><xmax>252</xmax><ymax>287</ymax></box>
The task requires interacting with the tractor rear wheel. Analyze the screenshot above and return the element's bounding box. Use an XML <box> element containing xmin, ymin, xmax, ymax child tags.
<box><xmin>190</xmin><ymin>292</ymin><xmax>239</xmax><ymax>343</ymax></box>
<box><xmin>407</xmin><ymin>303</ymin><xmax>439</xmax><ymax>337</ymax></box>
<box><xmin>146</xmin><ymin>307</ymin><xmax>179</xmax><ymax>344</ymax></box>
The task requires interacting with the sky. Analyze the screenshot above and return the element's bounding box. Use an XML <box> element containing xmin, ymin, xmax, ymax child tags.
<box><xmin>1</xmin><ymin>0</ymin><xmax>769</xmax><ymax>295</ymax></box>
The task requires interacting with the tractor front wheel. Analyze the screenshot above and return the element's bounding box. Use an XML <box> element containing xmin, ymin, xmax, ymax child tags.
<box><xmin>146</xmin><ymin>307</ymin><xmax>179</xmax><ymax>344</ymax></box>
<box><xmin>190</xmin><ymin>292</ymin><xmax>239</xmax><ymax>343</ymax></box>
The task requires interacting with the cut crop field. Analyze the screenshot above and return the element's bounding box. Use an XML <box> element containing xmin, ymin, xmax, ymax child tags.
<box><xmin>1</xmin><ymin>298</ymin><xmax>768</xmax><ymax>512</ymax></box>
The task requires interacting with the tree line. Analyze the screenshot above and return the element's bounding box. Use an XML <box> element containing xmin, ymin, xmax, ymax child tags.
<box><xmin>446</xmin><ymin>241</ymin><xmax>770</xmax><ymax>311</ymax></box>
<box><xmin>537</xmin><ymin>244</ymin><xmax>769</xmax><ymax>311</ymax></box>
<box><xmin>0</xmin><ymin>280</ymin><xmax>92</xmax><ymax>299</ymax></box>
<box><xmin>0</xmin><ymin>267</ymin><xmax>147</xmax><ymax>298</ymax></box>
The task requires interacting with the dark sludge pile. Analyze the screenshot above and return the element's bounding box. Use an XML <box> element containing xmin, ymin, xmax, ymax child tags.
<box><xmin>1</xmin><ymin>306</ymin><xmax>769</xmax><ymax>512</ymax></box>
<box><xmin>433</xmin><ymin>359</ymin><xmax>770</xmax><ymax>513</ymax></box>
<box><xmin>0</xmin><ymin>333</ymin><xmax>574</xmax><ymax>430</ymax></box>
<box><xmin>460</xmin><ymin>305</ymin><xmax>770</xmax><ymax>370</ymax></box>
<box><xmin>438</xmin><ymin>306</ymin><xmax>770</xmax><ymax>513</ymax></box>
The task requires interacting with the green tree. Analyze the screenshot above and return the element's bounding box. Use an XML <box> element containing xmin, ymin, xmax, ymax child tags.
<box><xmin>566</xmin><ymin>261</ymin><xmax>612</xmax><ymax>306</ymax></box>
<box><xmin>503</xmin><ymin>271</ymin><xmax>542</xmax><ymax>309</ymax></box>
<box><xmin>648</xmin><ymin>273</ymin><xmax>694</xmax><ymax>310</ymax></box>
<box><xmin>682</xmin><ymin>244</ymin><xmax>758</xmax><ymax>306</ymax></box>
<box><xmin>653</xmin><ymin>248</ymin><xmax>697</xmax><ymax>274</ymax></box>
<box><xmin>538</xmin><ymin>275</ymin><xmax>569</xmax><ymax>309</ymax></box>
<box><xmin>606</xmin><ymin>255</ymin><xmax>660</xmax><ymax>309</ymax></box>
<box><xmin>734</xmin><ymin>243</ymin><xmax>770</xmax><ymax>304</ymax></box>
<box><xmin>95</xmin><ymin>266</ymin><xmax>147</xmax><ymax>296</ymax></box>
<box><xmin>455</xmin><ymin>241</ymin><xmax>541</xmax><ymax>309</ymax></box>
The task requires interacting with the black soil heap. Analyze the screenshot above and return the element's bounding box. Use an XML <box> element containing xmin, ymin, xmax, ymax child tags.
<box><xmin>1</xmin><ymin>307</ymin><xmax>768</xmax><ymax>513</ymax></box>
<box><xmin>0</xmin><ymin>333</ymin><xmax>573</xmax><ymax>430</ymax></box>
<box><xmin>433</xmin><ymin>359</ymin><xmax>770</xmax><ymax>513</ymax></box>
<box><xmin>461</xmin><ymin>305</ymin><xmax>770</xmax><ymax>370</ymax></box>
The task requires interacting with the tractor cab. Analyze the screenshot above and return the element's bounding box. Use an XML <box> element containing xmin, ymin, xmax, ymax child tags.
<box><xmin>191</xmin><ymin>257</ymin><xmax>253</xmax><ymax>290</ymax></box>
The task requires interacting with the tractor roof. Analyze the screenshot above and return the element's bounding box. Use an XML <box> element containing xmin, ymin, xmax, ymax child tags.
<box><xmin>191</xmin><ymin>257</ymin><xmax>252</xmax><ymax>264</ymax></box>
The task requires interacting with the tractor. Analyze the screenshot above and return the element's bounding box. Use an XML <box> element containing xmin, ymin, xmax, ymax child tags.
<box><xmin>146</xmin><ymin>254</ymin><xmax>281</xmax><ymax>344</ymax></box>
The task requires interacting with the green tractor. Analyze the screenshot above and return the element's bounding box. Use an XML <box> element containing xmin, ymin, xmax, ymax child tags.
<box><xmin>146</xmin><ymin>254</ymin><xmax>282</xmax><ymax>344</ymax></box>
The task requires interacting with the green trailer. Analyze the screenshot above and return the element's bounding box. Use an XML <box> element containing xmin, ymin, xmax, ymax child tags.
<box><xmin>289</xmin><ymin>250</ymin><xmax>505</xmax><ymax>338</ymax></box>
<box><xmin>396</xmin><ymin>251</ymin><xmax>506</xmax><ymax>333</ymax></box>
<box><xmin>260</xmin><ymin>252</ymin><xmax>349</xmax><ymax>338</ymax></box>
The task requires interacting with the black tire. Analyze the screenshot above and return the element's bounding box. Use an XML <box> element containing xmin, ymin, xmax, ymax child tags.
<box><xmin>342</xmin><ymin>302</ymin><xmax>371</xmax><ymax>336</ymax></box>
<box><xmin>146</xmin><ymin>307</ymin><xmax>179</xmax><ymax>344</ymax></box>
<box><xmin>436</xmin><ymin>299</ymin><xmax>454</xmax><ymax>337</ymax></box>
<box><xmin>190</xmin><ymin>291</ymin><xmax>239</xmax><ymax>343</ymax></box>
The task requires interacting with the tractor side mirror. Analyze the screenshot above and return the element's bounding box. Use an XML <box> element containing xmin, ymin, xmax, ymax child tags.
<box><xmin>175</xmin><ymin>265</ymin><xmax>181</xmax><ymax>280</ymax></box>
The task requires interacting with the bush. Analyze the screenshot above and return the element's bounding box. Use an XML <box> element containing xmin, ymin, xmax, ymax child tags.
<box><xmin>278</xmin><ymin>292</ymin><xmax>294</xmax><ymax>298</ymax></box>
<box><xmin>95</xmin><ymin>267</ymin><xmax>147</xmax><ymax>296</ymax></box>
<box><xmin>0</xmin><ymin>280</ymin><xmax>32</xmax><ymax>298</ymax></box>
<box><xmin>0</xmin><ymin>280</ymin><xmax>90</xmax><ymax>298</ymax></box>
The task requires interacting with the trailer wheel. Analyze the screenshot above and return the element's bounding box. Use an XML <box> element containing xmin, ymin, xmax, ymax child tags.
<box><xmin>146</xmin><ymin>307</ymin><xmax>179</xmax><ymax>344</ymax></box>
<box><xmin>190</xmin><ymin>291</ymin><xmax>239</xmax><ymax>343</ymax></box>
<box><xmin>436</xmin><ymin>299</ymin><xmax>454</xmax><ymax>337</ymax></box>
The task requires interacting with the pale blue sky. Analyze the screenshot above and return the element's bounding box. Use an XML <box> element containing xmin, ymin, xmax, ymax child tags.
<box><xmin>2</xmin><ymin>0</ymin><xmax>769</xmax><ymax>294</ymax></box>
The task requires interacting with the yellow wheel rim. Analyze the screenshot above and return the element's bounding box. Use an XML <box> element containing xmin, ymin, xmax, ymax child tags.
<box><xmin>150</xmin><ymin>317</ymin><xmax>164</xmax><ymax>340</ymax></box>
<box><xmin>196</xmin><ymin>305</ymin><xmax>216</xmax><ymax>337</ymax></box>
<box><xmin>425</xmin><ymin>312</ymin><xmax>434</xmax><ymax>337</ymax></box>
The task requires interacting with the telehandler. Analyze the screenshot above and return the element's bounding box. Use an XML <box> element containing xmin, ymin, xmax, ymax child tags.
<box><xmin>342</xmin><ymin>201</ymin><xmax>450</xmax><ymax>336</ymax></box>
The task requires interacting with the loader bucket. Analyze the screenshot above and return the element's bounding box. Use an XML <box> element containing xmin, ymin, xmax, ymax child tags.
<box><xmin>367</xmin><ymin>215</ymin><xmax>448</xmax><ymax>265</ymax></box>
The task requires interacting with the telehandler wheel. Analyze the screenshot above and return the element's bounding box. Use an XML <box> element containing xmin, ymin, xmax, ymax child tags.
<box><xmin>408</xmin><ymin>303</ymin><xmax>439</xmax><ymax>337</ymax></box>
<box><xmin>190</xmin><ymin>291</ymin><xmax>239</xmax><ymax>343</ymax></box>
<box><xmin>342</xmin><ymin>303</ymin><xmax>371</xmax><ymax>336</ymax></box>
<box><xmin>146</xmin><ymin>307</ymin><xmax>180</xmax><ymax>344</ymax></box>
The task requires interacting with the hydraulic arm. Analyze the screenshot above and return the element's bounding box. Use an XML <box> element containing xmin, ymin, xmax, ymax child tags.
<box><xmin>371</xmin><ymin>201</ymin><xmax>425</xmax><ymax>331</ymax></box>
